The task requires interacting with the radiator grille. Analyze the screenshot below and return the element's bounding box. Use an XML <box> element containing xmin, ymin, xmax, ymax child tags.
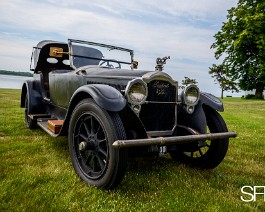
<box><xmin>146</xmin><ymin>80</ymin><xmax>176</xmax><ymax>102</ymax></box>
<box><xmin>139</xmin><ymin>80</ymin><xmax>177</xmax><ymax>132</ymax></box>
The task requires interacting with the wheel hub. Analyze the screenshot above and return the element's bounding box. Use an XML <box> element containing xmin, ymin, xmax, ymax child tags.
<box><xmin>79</xmin><ymin>141</ymin><xmax>88</xmax><ymax>151</ymax></box>
<box><xmin>79</xmin><ymin>134</ymin><xmax>99</xmax><ymax>151</ymax></box>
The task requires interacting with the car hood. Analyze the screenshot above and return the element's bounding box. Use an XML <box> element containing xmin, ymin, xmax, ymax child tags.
<box><xmin>76</xmin><ymin>66</ymin><xmax>152</xmax><ymax>80</ymax></box>
<box><xmin>75</xmin><ymin>66</ymin><xmax>175</xmax><ymax>89</ymax></box>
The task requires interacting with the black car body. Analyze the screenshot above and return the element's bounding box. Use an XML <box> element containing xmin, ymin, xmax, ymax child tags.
<box><xmin>21</xmin><ymin>39</ymin><xmax>236</xmax><ymax>189</ymax></box>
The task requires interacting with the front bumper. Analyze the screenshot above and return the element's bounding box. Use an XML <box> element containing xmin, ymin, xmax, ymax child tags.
<box><xmin>112</xmin><ymin>132</ymin><xmax>237</xmax><ymax>148</ymax></box>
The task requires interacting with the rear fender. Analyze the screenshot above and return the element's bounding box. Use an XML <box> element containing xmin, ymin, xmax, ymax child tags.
<box><xmin>21</xmin><ymin>80</ymin><xmax>43</xmax><ymax>114</ymax></box>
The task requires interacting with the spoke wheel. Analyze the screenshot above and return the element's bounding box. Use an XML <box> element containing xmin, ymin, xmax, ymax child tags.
<box><xmin>170</xmin><ymin>106</ymin><xmax>229</xmax><ymax>169</ymax></box>
<box><xmin>68</xmin><ymin>99</ymin><xmax>127</xmax><ymax>189</ymax></box>
<box><xmin>74</xmin><ymin>113</ymin><xmax>109</xmax><ymax>179</ymax></box>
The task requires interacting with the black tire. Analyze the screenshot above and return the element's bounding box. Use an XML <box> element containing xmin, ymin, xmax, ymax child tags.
<box><xmin>170</xmin><ymin>106</ymin><xmax>229</xmax><ymax>169</ymax></box>
<box><xmin>68</xmin><ymin>99</ymin><xmax>127</xmax><ymax>189</ymax></box>
<box><xmin>24</xmin><ymin>93</ymin><xmax>37</xmax><ymax>129</ymax></box>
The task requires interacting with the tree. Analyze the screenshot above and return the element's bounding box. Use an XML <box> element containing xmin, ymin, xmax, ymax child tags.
<box><xmin>211</xmin><ymin>0</ymin><xmax>265</xmax><ymax>98</ymax></box>
<box><xmin>209</xmin><ymin>64</ymin><xmax>239</xmax><ymax>99</ymax></box>
<box><xmin>179</xmin><ymin>76</ymin><xmax>198</xmax><ymax>89</ymax></box>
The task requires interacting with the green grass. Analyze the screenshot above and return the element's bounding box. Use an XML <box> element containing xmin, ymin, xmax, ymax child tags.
<box><xmin>0</xmin><ymin>89</ymin><xmax>264</xmax><ymax>211</ymax></box>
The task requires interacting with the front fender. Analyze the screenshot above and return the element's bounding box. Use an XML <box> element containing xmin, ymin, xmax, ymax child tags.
<box><xmin>200</xmin><ymin>92</ymin><xmax>224</xmax><ymax>112</ymax></box>
<box><xmin>60</xmin><ymin>84</ymin><xmax>126</xmax><ymax>136</ymax></box>
<box><xmin>71</xmin><ymin>84</ymin><xmax>126</xmax><ymax>112</ymax></box>
<box><xmin>178</xmin><ymin>93</ymin><xmax>223</xmax><ymax>134</ymax></box>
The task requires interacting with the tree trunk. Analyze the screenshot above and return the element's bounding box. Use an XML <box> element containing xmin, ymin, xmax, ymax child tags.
<box><xmin>255</xmin><ymin>84</ymin><xmax>264</xmax><ymax>99</ymax></box>
<box><xmin>255</xmin><ymin>89</ymin><xmax>264</xmax><ymax>99</ymax></box>
<box><xmin>221</xmin><ymin>89</ymin><xmax>224</xmax><ymax>99</ymax></box>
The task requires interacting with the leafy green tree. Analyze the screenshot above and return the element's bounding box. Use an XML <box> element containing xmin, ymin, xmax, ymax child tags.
<box><xmin>180</xmin><ymin>76</ymin><xmax>198</xmax><ymax>89</ymax></box>
<box><xmin>211</xmin><ymin>0</ymin><xmax>265</xmax><ymax>98</ymax></box>
<box><xmin>209</xmin><ymin>64</ymin><xmax>239</xmax><ymax>99</ymax></box>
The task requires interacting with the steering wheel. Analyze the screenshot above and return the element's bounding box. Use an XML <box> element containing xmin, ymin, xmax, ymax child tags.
<box><xmin>99</xmin><ymin>60</ymin><xmax>121</xmax><ymax>69</ymax></box>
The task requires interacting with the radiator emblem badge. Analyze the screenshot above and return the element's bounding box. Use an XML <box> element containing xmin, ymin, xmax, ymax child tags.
<box><xmin>153</xmin><ymin>81</ymin><xmax>169</xmax><ymax>95</ymax></box>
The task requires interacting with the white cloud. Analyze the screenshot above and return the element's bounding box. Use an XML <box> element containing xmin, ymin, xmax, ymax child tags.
<box><xmin>0</xmin><ymin>0</ymin><xmax>238</xmax><ymax>96</ymax></box>
<box><xmin>0</xmin><ymin>33</ymin><xmax>38</xmax><ymax>71</ymax></box>
<box><xmin>151</xmin><ymin>0</ymin><xmax>236</xmax><ymax>20</ymax></box>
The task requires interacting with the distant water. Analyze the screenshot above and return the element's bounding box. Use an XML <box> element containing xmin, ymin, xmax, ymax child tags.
<box><xmin>0</xmin><ymin>75</ymin><xmax>32</xmax><ymax>89</ymax></box>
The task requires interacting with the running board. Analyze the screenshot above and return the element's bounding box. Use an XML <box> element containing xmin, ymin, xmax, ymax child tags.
<box><xmin>28</xmin><ymin>114</ymin><xmax>51</xmax><ymax>120</ymax></box>
<box><xmin>113</xmin><ymin>132</ymin><xmax>237</xmax><ymax>148</ymax></box>
<box><xmin>37</xmin><ymin>119</ymin><xmax>64</xmax><ymax>137</ymax></box>
<box><xmin>37</xmin><ymin>121</ymin><xmax>57</xmax><ymax>137</ymax></box>
<box><xmin>28</xmin><ymin>114</ymin><xmax>64</xmax><ymax>136</ymax></box>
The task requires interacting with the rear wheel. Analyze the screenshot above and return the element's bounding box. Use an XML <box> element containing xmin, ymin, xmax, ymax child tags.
<box><xmin>24</xmin><ymin>93</ymin><xmax>37</xmax><ymax>129</ymax></box>
<box><xmin>170</xmin><ymin>106</ymin><xmax>229</xmax><ymax>169</ymax></box>
<box><xmin>68</xmin><ymin>99</ymin><xmax>127</xmax><ymax>189</ymax></box>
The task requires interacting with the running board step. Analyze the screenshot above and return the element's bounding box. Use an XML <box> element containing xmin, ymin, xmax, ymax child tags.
<box><xmin>37</xmin><ymin>119</ymin><xmax>64</xmax><ymax>137</ymax></box>
<box><xmin>47</xmin><ymin>120</ymin><xmax>64</xmax><ymax>134</ymax></box>
<box><xmin>28</xmin><ymin>114</ymin><xmax>51</xmax><ymax>120</ymax></box>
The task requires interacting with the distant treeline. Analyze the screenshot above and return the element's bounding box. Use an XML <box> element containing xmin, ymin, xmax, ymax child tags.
<box><xmin>0</xmin><ymin>70</ymin><xmax>33</xmax><ymax>77</ymax></box>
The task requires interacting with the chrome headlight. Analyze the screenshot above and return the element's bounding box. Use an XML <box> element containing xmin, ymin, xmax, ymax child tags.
<box><xmin>125</xmin><ymin>79</ymin><xmax>147</xmax><ymax>105</ymax></box>
<box><xmin>182</xmin><ymin>85</ymin><xmax>200</xmax><ymax>106</ymax></box>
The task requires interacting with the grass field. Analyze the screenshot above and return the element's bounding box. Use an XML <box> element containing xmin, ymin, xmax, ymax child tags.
<box><xmin>0</xmin><ymin>88</ymin><xmax>264</xmax><ymax>211</ymax></box>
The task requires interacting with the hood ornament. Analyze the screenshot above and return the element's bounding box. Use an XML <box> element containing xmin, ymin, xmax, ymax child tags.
<box><xmin>155</xmin><ymin>56</ymin><xmax>170</xmax><ymax>71</ymax></box>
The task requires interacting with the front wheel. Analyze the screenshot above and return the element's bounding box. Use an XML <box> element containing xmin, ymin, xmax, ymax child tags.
<box><xmin>68</xmin><ymin>99</ymin><xmax>127</xmax><ymax>189</ymax></box>
<box><xmin>170</xmin><ymin>106</ymin><xmax>229</xmax><ymax>169</ymax></box>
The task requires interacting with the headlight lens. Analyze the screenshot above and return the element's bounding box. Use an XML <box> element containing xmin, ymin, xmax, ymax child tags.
<box><xmin>183</xmin><ymin>85</ymin><xmax>200</xmax><ymax>106</ymax></box>
<box><xmin>126</xmin><ymin>79</ymin><xmax>147</xmax><ymax>105</ymax></box>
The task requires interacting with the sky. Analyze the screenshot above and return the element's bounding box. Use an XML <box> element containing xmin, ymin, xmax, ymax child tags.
<box><xmin>0</xmin><ymin>0</ymin><xmax>240</xmax><ymax>97</ymax></box>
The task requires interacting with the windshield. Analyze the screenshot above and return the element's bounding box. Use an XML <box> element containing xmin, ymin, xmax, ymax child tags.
<box><xmin>68</xmin><ymin>39</ymin><xmax>134</xmax><ymax>69</ymax></box>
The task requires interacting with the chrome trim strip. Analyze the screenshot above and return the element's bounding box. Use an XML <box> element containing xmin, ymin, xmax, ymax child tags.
<box><xmin>145</xmin><ymin>101</ymin><xmax>177</xmax><ymax>104</ymax></box>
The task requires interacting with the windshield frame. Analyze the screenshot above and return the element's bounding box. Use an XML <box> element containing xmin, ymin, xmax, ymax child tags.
<box><xmin>68</xmin><ymin>39</ymin><xmax>134</xmax><ymax>69</ymax></box>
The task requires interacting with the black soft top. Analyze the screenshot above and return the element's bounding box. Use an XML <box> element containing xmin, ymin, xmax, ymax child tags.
<box><xmin>31</xmin><ymin>40</ymin><xmax>72</xmax><ymax>73</ymax></box>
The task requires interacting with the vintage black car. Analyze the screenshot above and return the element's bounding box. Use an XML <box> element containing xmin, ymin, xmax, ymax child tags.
<box><xmin>21</xmin><ymin>39</ymin><xmax>236</xmax><ymax>189</ymax></box>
